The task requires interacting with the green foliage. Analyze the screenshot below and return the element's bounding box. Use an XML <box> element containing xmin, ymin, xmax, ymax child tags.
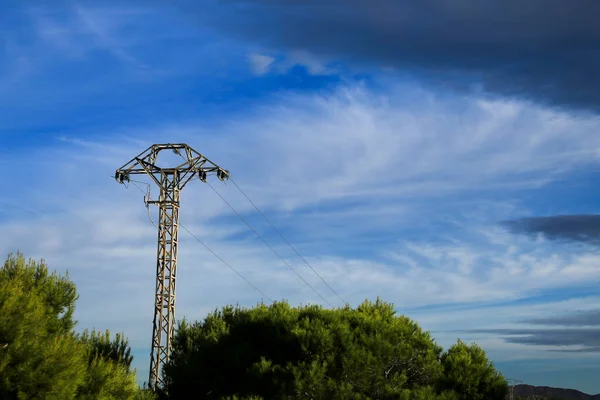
<box><xmin>0</xmin><ymin>252</ymin><xmax>149</xmax><ymax>400</ymax></box>
<box><xmin>0</xmin><ymin>253</ymin><xmax>86</xmax><ymax>399</ymax></box>
<box><xmin>76</xmin><ymin>329</ymin><xmax>138</xmax><ymax>399</ymax></box>
<box><xmin>135</xmin><ymin>389</ymin><xmax>160</xmax><ymax>400</ymax></box>
<box><xmin>79</xmin><ymin>329</ymin><xmax>134</xmax><ymax>372</ymax></box>
<box><xmin>164</xmin><ymin>298</ymin><xmax>473</xmax><ymax>399</ymax></box>
<box><xmin>1</xmin><ymin>252</ymin><xmax>77</xmax><ymax>335</ymax></box>
<box><xmin>399</xmin><ymin>386</ymin><xmax>459</xmax><ymax>399</ymax></box>
<box><xmin>438</xmin><ymin>340</ymin><xmax>508</xmax><ymax>400</ymax></box>
<box><xmin>0</xmin><ymin>252</ymin><xmax>508</xmax><ymax>400</ymax></box>
<box><xmin>76</xmin><ymin>357</ymin><xmax>138</xmax><ymax>400</ymax></box>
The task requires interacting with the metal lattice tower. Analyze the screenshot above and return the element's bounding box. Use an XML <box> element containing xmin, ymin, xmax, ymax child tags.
<box><xmin>115</xmin><ymin>144</ymin><xmax>229</xmax><ymax>389</ymax></box>
<box><xmin>507</xmin><ymin>378</ymin><xmax>523</xmax><ymax>400</ymax></box>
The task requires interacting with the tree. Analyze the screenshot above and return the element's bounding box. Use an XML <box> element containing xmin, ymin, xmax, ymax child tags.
<box><xmin>0</xmin><ymin>253</ymin><xmax>86</xmax><ymax>399</ymax></box>
<box><xmin>437</xmin><ymin>340</ymin><xmax>508</xmax><ymax>400</ymax></box>
<box><xmin>0</xmin><ymin>252</ymin><xmax>153</xmax><ymax>400</ymax></box>
<box><xmin>76</xmin><ymin>330</ymin><xmax>140</xmax><ymax>400</ymax></box>
<box><xmin>399</xmin><ymin>386</ymin><xmax>458</xmax><ymax>400</ymax></box>
<box><xmin>163</xmin><ymin>299</ymin><xmax>455</xmax><ymax>399</ymax></box>
<box><xmin>0</xmin><ymin>252</ymin><xmax>507</xmax><ymax>400</ymax></box>
<box><xmin>79</xmin><ymin>329</ymin><xmax>134</xmax><ymax>372</ymax></box>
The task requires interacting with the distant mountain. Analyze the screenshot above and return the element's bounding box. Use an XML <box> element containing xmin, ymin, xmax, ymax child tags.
<box><xmin>514</xmin><ymin>384</ymin><xmax>600</xmax><ymax>400</ymax></box>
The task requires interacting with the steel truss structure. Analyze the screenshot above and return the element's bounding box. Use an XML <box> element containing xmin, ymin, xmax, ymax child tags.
<box><xmin>115</xmin><ymin>144</ymin><xmax>229</xmax><ymax>389</ymax></box>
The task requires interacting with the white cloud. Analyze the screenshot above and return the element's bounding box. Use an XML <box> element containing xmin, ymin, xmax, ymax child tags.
<box><xmin>247</xmin><ymin>52</ymin><xmax>275</xmax><ymax>76</ymax></box>
<box><xmin>0</xmin><ymin>2</ymin><xmax>228</xmax><ymax>104</ymax></box>
<box><xmin>2</xmin><ymin>81</ymin><xmax>600</xmax><ymax>382</ymax></box>
<box><xmin>222</xmin><ymin>85</ymin><xmax>597</xmax><ymax>209</ymax></box>
<box><xmin>247</xmin><ymin>49</ymin><xmax>334</xmax><ymax>76</ymax></box>
<box><xmin>278</xmin><ymin>49</ymin><xmax>335</xmax><ymax>75</ymax></box>
<box><xmin>26</xmin><ymin>5</ymin><xmax>140</xmax><ymax>62</ymax></box>
<box><xmin>71</xmin><ymin>5</ymin><xmax>149</xmax><ymax>70</ymax></box>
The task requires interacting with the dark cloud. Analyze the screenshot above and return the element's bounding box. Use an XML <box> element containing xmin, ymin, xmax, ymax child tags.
<box><xmin>177</xmin><ymin>0</ymin><xmax>600</xmax><ymax>112</ymax></box>
<box><xmin>469</xmin><ymin>328</ymin><xmax>600</xmax><ymax>352</ymax></box>
<box><xmin>522</xmin><ymin>309</ymin><xmax>600</xmax><ymax>327</ymax></box>
<box><xmin>503</xmin><ymin>215</ymin><xmax>600</xmax><ymax>245</ymax></box>
<box><xmin>467</xmin><ymin>310</ymin><xmax>600</xmax><ymax>352</ymax></box>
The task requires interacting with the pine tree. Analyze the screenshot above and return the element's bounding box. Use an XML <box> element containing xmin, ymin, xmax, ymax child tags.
<box><xmin>0</xmin><ymin>252</ymin><xmax>156</xmax><ymax>400</ymax></box>
<box><xmin>0</xmin><ymin>253</ymin><xmax>86</xmax><ymax>399</ymax></box>
<box><xmin>438</xmin><ymin>339</ymin><xmax>508</xmax><ymax>400</ymax></box>
<box><xmin>163</xmin><ymin>299</ymin><xmax>466</xmax><ymax>399</ymax></box>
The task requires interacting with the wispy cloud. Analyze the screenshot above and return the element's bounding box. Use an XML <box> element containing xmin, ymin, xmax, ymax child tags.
<box><xmin>25</xmin><ymin>4</ymin><xmax>156</xmax><ymax>73</ymax></box>
<box><xmin>0</xmin><ymin>2</ymin><xmax>252</xmax><ymax>130</ymax></box>
<box><xmin>71</xmin><ymin>5</ymin><xmax>149</xmax><ymax>71</ymax></box>
<box><xmin>525</xmin><ymin>309</ymin><xmax>600</xmax><ymax>327</ymax></box>
<box><xmin>277</xmin><ymin>50</ymin><xmax>336</xmax><ymax>75</ymax></box>
<box><xmin>3</xmin><ymin>81</ymin><xmax>599</xmax><ymax>305</ymax></box>
<box><xmin>247</xmin><ymin>52</ymin><xmax>275</xmax><ymax>75</ymax></box>
<box><xmin>2</xmin><ymin>78</ymin><xmax>600</xmax><ymax>385</ymax></box>
<box><xmin>247</xmin><ymin>49</ymin><xmax>337</xmax><ymax>76</ymax></box>
<box><xmin>464</xmin><ymin>308</ymin><xmax>600</xmax><ymax>354</ymax></box>
<box><xmin>469</xmin><ymin>328</ymin><xmax>600</xmax><ymax>353</ymax></box>
<box><xmin>194</xmin><ymin>83</ymin><xmax>600</xmax><ymax>212</ymax></box>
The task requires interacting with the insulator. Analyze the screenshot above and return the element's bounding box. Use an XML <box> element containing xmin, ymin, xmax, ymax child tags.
<box><xmin>217</xmin><ymin>169</ymin><xmax>229</xmax><ymax>181</ymax></box>
<box><xmin>115</xmin><ymin>171</ymin><xmax>129</xmax><ymax>184</ymax></box>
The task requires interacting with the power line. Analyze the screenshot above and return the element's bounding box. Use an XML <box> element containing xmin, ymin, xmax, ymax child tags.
<box><xmin>179</xmin><ymin>224</ymin><xmax>274</xmax><ymax>303</ymax></box>
<box><xmin>229</xmin><ymin>178</ymin><xmax>348</xmax><ymax>307</ymax></box>
<box><xmin>206</xmin><ymin>181</ymin><xmax>335</xmax><ymax>308</ymax></box>
<box><xmin>129</xmin><ymin>179</ymin><xmax>147</xmax><ymax>195</ymax></box>
<box><xmin>125</xmin><ymin>178</ymin><xmax>274</xmax><ymax>303</ymax></box>
<box><xmin>126</xmin><ymin>175</ymin><xmax>334</xmax><ymax>307</ymax></box>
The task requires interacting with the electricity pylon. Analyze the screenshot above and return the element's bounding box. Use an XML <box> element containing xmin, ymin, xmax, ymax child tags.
<box><xmin>507</xmin><ymin>378</ymin><xmax>523</xmax><ymax>400</ymax></box>
<box><xmin>115</xmin><ymin>144</ymin><xmax>229</xmax><ymax>389</ymax></box>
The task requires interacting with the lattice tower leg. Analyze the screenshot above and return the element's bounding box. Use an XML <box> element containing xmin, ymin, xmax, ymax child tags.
<box><xmin>148</xmin><ymin>171</ymin><xmax>180</xmax><ymax>389</ymax></box>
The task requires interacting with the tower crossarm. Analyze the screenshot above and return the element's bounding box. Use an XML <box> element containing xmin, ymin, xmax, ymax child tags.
<box><xmin>115</xmin><ymin>143</ymin><xmax>229</xmax><ymax>189</ymax></box>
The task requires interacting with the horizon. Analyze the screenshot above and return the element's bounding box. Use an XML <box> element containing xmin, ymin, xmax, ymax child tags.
<box><xmin>2</xmin><ymin>0</ymin><xmax>600</xmax><ymax>393</ymax></box>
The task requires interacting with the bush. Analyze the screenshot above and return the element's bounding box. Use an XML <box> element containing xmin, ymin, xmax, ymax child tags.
<box><xmin>163</xmin><ymin>298</ymin><xmax>507</xmax><ymax>399</ymax></box>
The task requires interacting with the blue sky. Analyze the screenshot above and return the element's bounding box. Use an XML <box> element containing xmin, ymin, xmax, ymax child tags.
<box><xmin>2</xmin><ymin>0</ymin><xmax>600</xmax><ymax>394</ymax></box>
